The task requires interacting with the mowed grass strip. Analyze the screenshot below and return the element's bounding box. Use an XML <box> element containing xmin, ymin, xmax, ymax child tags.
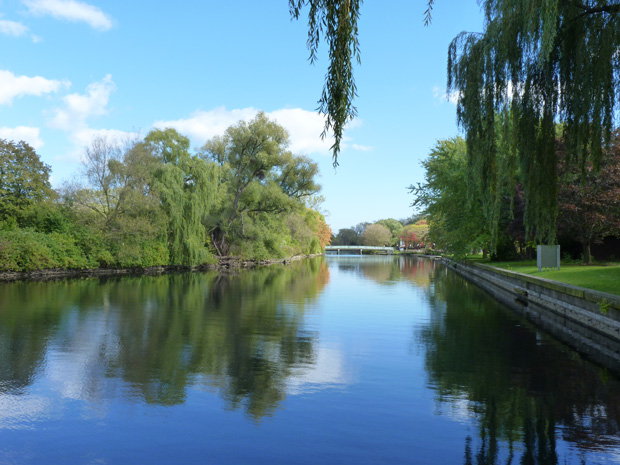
<box><xmin>482</xmin><ymin>259</ymin><xmax>620</xmax><ymax>296</ymax></box>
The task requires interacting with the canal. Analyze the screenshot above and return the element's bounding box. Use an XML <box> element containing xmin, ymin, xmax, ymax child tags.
<box><xmin>0</xmin><ymin>255</ymin><xmax>619</xmax><ymax>464</ymax></box>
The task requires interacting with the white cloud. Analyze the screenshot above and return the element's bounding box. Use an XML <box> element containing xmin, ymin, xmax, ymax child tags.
<box><xmin>352</xmin><ymin>144</ymin><xmax>373</xmax><ymax>152</ymax></box>
<box><xmin>48</xmin><ymin>75</ymin><xmax>131</xmax><ymax>162</ymax></box>
<box><xmin>23</xmin><ymin>0</ymin><xmax>113</xmax><ymax>31</ymax></box>
<box><xmin>269</xmin><ymin>108</ymin><xmax>335</xmax><ymax>154</ymax></box>
<box><xmin>155</xmin><ymin>106</ymin><xmax>362</xmax><ymax>156</ymax></box>
<box><xmin>154</xmin><ymin>107</ymin><xmax>258</xmax><ymax>145</ymax></box>
<box><xmin>0</xmin><ymin>126</ymin><xmax>44</xmax><ymax>149</ymax></box>
<box><xmin>71</xmin><ymin>127</ymin><xmax>137</xmax><ymax>149</ymax></box>
<box><xmin>0</xmin><ymin>18</ymin><xmax>39</xmax><ymax>42</ymax></box>
<box><xmin>0</xmin><ymin>69</ymin><xmax>68</xmax><ymax>105</ymax></box>
<box><xmin>49</xmin><ymin>74</ymin><xmax>115</xmax><ymax>131</ymax></box>
<box><xmin>53</xmin><ymin>127</ymin><xmax>139</xmax><ymax>163</ymax></box>
<box><xmin>433</xmin><ymin>85</ymin><xmax>459</xmax><ymax>105</ymax></box>
<box><xmin>54</xmin><ymin>127</ymin><xmax>137</xmax><ymax>163</ymax></box>
<box><xmin>0</xmin><ymin>19</ymin><xmax>28</xmax><ymax>37</ymax></box>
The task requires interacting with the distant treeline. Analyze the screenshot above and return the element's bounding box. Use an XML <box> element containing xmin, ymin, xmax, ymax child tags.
<box><xmin>0</xmin><ymin>113</ymin><xmax>331</xmax><ymax>272</ymax></box>
<box><xmin>411</xmin><ymin>131</ymin><xmax>620</xmax><ymax>263</ymax></box>
<box><xmin>331</xmin><ymin>217</ymin><xmax>429</xmax><ymax>249</ymax></box>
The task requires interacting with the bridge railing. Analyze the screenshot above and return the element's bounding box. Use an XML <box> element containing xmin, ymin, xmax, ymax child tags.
<box><xmin>324</xmin><ymin>245</ymin><xmax>395</xmax><ymax>255</ymax></box>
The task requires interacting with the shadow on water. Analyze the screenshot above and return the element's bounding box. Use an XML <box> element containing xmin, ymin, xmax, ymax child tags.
<box><xmin>420</xmin><ymin>260</ymin><xmax>620</xmax><ymax>465</ymax></box>
<box><xmin>0</xmin><ymin>257</ymin><xmax>329</xmax><ymax>421</ymax></box>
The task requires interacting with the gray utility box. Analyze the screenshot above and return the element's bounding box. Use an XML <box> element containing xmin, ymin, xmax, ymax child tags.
<box><xmin>537</xmin><ymin>245</ymin><xmax>560</xmax><ymax>271</ymax></box>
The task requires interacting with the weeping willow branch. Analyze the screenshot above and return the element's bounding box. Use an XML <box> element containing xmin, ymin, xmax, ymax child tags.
<box><xmin>448</xmin><ymin>0</ymin><xmax>620</xmax><ymax>245</ymax></box>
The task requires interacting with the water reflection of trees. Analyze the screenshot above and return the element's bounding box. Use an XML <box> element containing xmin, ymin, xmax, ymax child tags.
<box><xmin>329</xmin><ymin>255</ymin><xmax>434</xmax><ymax>287</ymax></box>
<box><xmin>421</xmin><ymin>268</ymin><xmax>620</xmax><ymax>464</ymax></box>
<box><xmin>0</xmin><ymin>258</ymin><xmax>329</xmax><ymax>420</ymax></box>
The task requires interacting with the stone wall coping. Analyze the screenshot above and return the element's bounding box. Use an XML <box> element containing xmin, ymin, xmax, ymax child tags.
<box><xmin>443</xmin><ymin>258</ymin><xmax>620</xmax><ymax>309</ymax></box>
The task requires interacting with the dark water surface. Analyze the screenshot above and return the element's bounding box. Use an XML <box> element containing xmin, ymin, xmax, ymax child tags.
<box><xmin>1</xmin><ymin>256</ymin><xmax>619</xmax><ymax>464</ymax></box>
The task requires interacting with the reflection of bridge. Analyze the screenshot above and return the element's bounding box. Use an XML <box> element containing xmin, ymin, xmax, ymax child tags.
<box><xmin>325</xmin><ymin>246</ymin><xmax>394</xmax><ymax>255</ymax></box>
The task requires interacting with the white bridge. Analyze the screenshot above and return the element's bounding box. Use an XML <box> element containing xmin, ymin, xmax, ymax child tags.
<box><xmin>325</xmin><ymin>245</ymin><xmax>394</xmax><ymax>255</ymax></box>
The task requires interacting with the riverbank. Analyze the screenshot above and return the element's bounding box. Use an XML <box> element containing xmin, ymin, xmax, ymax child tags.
<box><xmin>481</xmin><ymin>259</ymin><xmax>620</xmax><ymax>296</ymax></box>
<box><xmin>0</xmin><ymin>253</ymin><xmax>321</xmax><ymax>282</ymax></box>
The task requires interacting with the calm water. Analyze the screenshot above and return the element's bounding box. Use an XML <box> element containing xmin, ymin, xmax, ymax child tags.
<box><xmin>1</xmin><ymin>256</ymin><xmax>620</xmax><ymax>464</ymax></box>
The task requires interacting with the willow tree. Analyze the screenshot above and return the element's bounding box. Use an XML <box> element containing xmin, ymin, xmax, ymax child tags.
<box><xmin>448</xmin><ymin>0</ymin><xmax>620</xmax><ymax>244</ymax></box>
<box><xmin>292</xmin><ymin>0</ymin><xmax>620</xmax><ymax>245</ymax></box>
<box><xmin>145</xmin><ymin>128</ymin><xmax>219</xmax><ymax>266</ymax></box>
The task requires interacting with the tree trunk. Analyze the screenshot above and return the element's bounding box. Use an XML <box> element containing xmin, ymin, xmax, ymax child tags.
<box><xmin>482</xmin><ymin>249</ymin><xmax>488</xmax><ymax>259</ymax></box>
<box><xmin>583</xmin><ymin>242</ymin><xmax>592</xmax><ymax>264</ymax></box>
<box><xmin>525</xmin><ymin>246</ymin><xmax>532</xmax><ymax>260</ymax></box>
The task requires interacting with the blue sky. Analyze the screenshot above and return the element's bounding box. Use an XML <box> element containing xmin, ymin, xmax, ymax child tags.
<box><xmin>0</xmin><ymin>0</ymin><xmax>483</xmax><ymax>232</ymax></box>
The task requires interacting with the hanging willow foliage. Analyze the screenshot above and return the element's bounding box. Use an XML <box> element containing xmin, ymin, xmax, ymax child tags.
<box><xmin>448</xmin><ymin>0</ymin><xmax>620</xmax><ymax>244</ymax></box>
<box><xmin>288</xmin><ymin>1</ymin><xmax>441</xmax><ymax>165</ymax></box>
<box><xmin>146</xmin><ymin>129</ymin><xmax>220</xmax><ymax>266</ymax></box>
<box><xmin>153</xmin><ymin>159</ymin><xmax>219</xmax><ymax>266</ymax></box>
<box><xmin>289</xmin><ymin>0</ymin><xmax>362</xmax><ymax>165</ymax></box>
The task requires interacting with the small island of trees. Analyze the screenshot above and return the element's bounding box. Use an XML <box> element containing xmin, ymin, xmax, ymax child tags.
<box><xmin>0</xmin><ymin>113</ymin><xmax>332</xmax><ymax>272</ymax></box>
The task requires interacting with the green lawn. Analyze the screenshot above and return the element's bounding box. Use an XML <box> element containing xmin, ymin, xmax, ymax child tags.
<box><xmin>473</xmin><ymin>258</ymin><xmax>620</xmax><ymax>296</ymax></box>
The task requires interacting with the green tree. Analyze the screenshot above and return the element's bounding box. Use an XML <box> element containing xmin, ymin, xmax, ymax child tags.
<box><xmin>278</xmin><ymin>152</ymin><xmax>320</xmax><ymax>200</ymax></box>
<box><xmin>67</xmin><ymin>136</ymin><xmax>149</xmax><ymax>230</ymax></box>
<box><xmin>146</xmin><ymin>128</ymin><xmax>219</xmax><ymax>266</ymax></box>
<box><xmin>0</xmin><ymin>139</ymin><xmax>54</xmax><ymax>221</ymax></box>
<box><xmin>65</xmin><ymin>135</ymin><xmax>169</xmax><ymax>267</ymax></box>
<box><xmin>201</xmin><ymin>112</ymin><xmax>321</xmax><ymax>257</ymax></box>
<box><xmin>289</xmin><ymin>0</ymin><xmax>362</xmax><ymax>164</ymax></box>
<box><xmin>447</xmin><ymin>0</ymin><xmax>620</xmax><ymax>243</ymax></box>
<box><xmin>202</xmin><ymin>112</ymin><xmax>289</xmax><ymax>223</ymax></box>
<box><xmin>376</xmin><ymin>218</ymin><xmax>403</xmax><ymax>245</ymax></box>
<box><xmin>331</xmin><ymin>227</ymin><xmax>359</xmax><ymax>246</ymax></box>
<box><xmin>352</xmin><ymin>221</ymin><xmax>369</xmax><ymax>236</ymax></box>
<box><xmin>411</xmin><ymin>138</ymin><xmax>490</xmax><ymax>257</ymax></box>
<box><xmin>360</xmin><ymin>223</ymin><xmax>392</xmax><ymax>246</ymax></box>
<box><xmin>292</xmin><ymin>1</ymin><xmax>620</xmax><ymax>246</ymax></box>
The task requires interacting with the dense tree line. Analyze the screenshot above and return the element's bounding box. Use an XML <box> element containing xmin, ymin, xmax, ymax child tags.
<box><xmin>331</xmin><ymin>216</ymin><xmax>428</xmax><ymax>249</ymax></box>
<box><xmin>0</xmin><ymin>113</ymin><xmax>331</xmax><ymax>272</ymax></box>
<box><xmin>412</xmin><ymin>131</ymin><xmax>620</xmax><ymax>263</ymax></box>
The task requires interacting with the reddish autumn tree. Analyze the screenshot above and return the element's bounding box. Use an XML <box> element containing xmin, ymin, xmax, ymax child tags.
<box><xmin>398</xmin><ymin>221</ymin><xmax>428</xmax><ymax>249</ymax></box>
<box><xmin>316</xmin><ymin>214</ymin><xmax>332</xmax><ymax>249</ymax></box>
<box><xmin>557</xmin><ymin>133</ymin><xmax>620</xmax><ymax>264</ymax></box>
<box><xmin>399</xmin><ymin>231</ymin><xmax>418</xmax><ymax>249</ymax></box>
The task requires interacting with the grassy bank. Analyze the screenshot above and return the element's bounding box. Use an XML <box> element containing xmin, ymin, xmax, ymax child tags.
<box><xmin>466</xmin><ymin>257</ymin><xmax>620</xmax><ymax>296</ymax></box>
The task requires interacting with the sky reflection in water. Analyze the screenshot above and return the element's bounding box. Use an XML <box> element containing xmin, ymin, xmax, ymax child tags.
<box><xmin>0</xmin><ymin>256</ymin><xmax>619</xmax><ymax>464</ymax></box>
